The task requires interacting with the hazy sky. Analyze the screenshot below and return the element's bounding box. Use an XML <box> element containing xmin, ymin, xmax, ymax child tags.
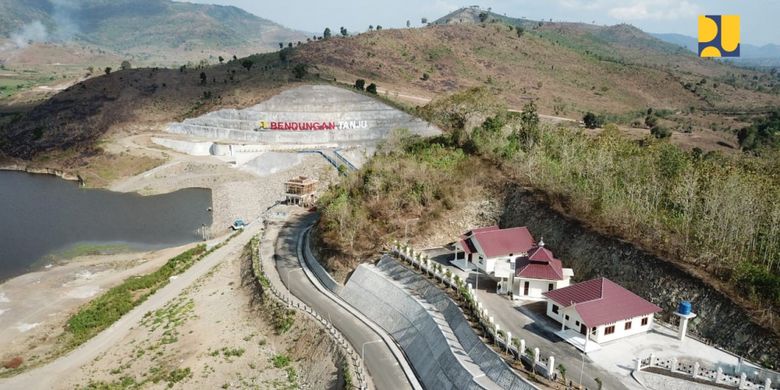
<box><xmin>183</xmin><ymin>0</ymin><xmax>780</xmax><ymax>45</ymax></box>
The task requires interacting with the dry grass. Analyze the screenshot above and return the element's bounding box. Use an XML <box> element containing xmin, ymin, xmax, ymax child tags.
<box><xmin>293</xmin><ymin>24</ymin><xmax>779</xmax><ymax>119</ymax></box>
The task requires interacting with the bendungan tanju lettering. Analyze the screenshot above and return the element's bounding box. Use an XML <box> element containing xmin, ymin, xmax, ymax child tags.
<box><xmin>257</xmin><ymin>121</ymin><xmax>369</xmax><ymax>131</ymax></box>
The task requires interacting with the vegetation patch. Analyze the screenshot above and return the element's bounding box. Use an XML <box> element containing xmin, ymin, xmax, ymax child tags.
<box><xmin>64</xmin><ymin>244</ymin><xmax>208</xmax><ymax>349</ymax></box>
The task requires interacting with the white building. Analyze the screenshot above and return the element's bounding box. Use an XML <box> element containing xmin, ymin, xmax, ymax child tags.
<box><xmin>453</xmin><ymin>226</ymin><xmax>573</xmax><ymax>298</ymax></box>
<box><xmin>543</xmin><ymin>277</ymin><xmax>662</xmax><ymax>349</ymax></box>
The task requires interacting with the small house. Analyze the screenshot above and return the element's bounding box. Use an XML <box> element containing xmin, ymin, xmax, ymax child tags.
<box><xmin>543</xmin><ymin>278</ymin><xmax>662</xmax><ymax>347</ymax></box>
<box><xmin>454</xmin><ymin>226</ymin><xmax>573</xmax><ymax>297</ymax></box>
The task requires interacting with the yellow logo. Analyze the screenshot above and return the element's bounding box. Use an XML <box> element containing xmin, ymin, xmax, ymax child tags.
<box><xmin>698</xmin><ymin>15</ymin><xmax>740</xmax><ymax>57</ymax></box>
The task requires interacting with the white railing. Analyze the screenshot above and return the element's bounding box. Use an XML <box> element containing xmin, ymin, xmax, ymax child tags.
<box><xmin>637</xmin><ymin>353</ymin><xmax>776</xmax><ymax>389</ymax></box>
<box><xmin>391</xmin><ymin>242</ymin><xmax>556</xmax><ymax>381</ymax></box>
<box><xmin>250</xmin><ymin>231</ymin><xmax>365</xmax><ymax>389</ymax></box>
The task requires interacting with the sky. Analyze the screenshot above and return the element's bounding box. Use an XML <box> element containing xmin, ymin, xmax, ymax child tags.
<box><xmin>183</xmin><ymin>0</ymin><xmax>780</xmax><ymax>46</ymax></box>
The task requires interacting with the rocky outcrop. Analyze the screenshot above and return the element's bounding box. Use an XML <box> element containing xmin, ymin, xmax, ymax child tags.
<box><xmin>500</xmin><ymin>186</ymin><xmax>779</xmax><ymax>368</ymax></box>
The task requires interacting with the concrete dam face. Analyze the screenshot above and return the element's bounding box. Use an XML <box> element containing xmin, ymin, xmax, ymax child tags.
<box><xmin>166</xmin><ymin>85</ymin><xmax>441</xmax><ymax>145</ymax></box>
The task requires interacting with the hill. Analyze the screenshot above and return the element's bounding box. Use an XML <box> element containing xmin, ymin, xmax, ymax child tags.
<box><xmin>4</xmin><ymin>18</ymin><xmax>780</xmax><ymax>159</ymax></box>
<box><xmin>652</xmin><ymin>33</ymin><xmax>780</xmax><ymax>68</ymax></box>
<box><xmin>0</xmin><ymin>0</ymin><xmax>306</xmax><ymax>64</ymax></box>
<box><xmin>292</xmin><ymin>22</ymin><xmax>779</xmax><ymax>128</ymax></box>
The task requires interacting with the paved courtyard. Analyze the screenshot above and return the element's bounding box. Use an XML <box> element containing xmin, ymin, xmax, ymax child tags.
<box><xmin>422</xmin><ymin>246</ymin><xmax>759</xmax><ymax>390</ymax></box>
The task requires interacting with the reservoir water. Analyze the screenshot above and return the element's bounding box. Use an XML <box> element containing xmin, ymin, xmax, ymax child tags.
<box><xmin>0</xmin><ymin>171</ymin><xmax>212</xmax><ymax>282</ymax></box>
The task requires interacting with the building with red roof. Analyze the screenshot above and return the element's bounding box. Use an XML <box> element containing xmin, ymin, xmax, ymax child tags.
<box><xmin>453</xmin><ymin>226</ymin><xmax>573</xmax><ymax>298</ymax></box>
<box><xmin>543</xmin><ymin>277</ymin><xmax>662</xmax><ymax>346</ymax></box>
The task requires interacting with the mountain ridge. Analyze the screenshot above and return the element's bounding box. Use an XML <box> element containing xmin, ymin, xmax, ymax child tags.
<box><xmin>0</xmin><ymin>0</ymin><xmax>307</xmax><ymax>63</ymax></box>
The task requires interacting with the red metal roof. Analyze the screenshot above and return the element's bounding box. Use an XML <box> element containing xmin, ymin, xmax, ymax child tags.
<box><xmin>458</xmin><ymin>238</ymin><xmax>477</xmax><ymax>255</ymax></box>
<box><xmin>460</xmin><ymin>225</ymin><xmax>500</xmax><ymax>240</ymax></box>
<box><xmin>515</xmin><ymin>247</ymin><xmax>564</xmax><ymax>280</ymax></box>
<box><xmin>469</xmin><ymin>226</ymin><xmax>535</xmax><ymax>258</ymax></box>
<box><xmin>543</xmin><ymin>278</ymin><xmax>662</xmax><ymax>328</ymax></box>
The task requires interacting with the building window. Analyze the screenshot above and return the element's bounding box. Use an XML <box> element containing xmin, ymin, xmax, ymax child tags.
<box><xmin>548</xmin><ymin>283</ymin><xmax>554</xmax><ymax>291</ymax></box>
<box><xmin>552</xmin><ymin>304</ymin><xmax>559</xmax><ymax>314</ymax></box>
<box><xmin>604</xmin><ymin>325</ymin><xmax>616</xmax><ymax>335</ymax></box>
<box><xmin>575</xmin><ymin>321</ymin><xmax>580</xmax><ymax>326</ymax></box>
<box><xmin>625</xmin><ymin>321</ymin><xmax>632</xmax><ymax>330</ymax></box>
<box><xmin>641</xmin><ymin>317</ymin><xmax>649</xmax><ymax>326</ymax></box>
<box><xmin>565</xmin><ymin>315</ymin><xmax>570</xmax><ymax>321</ymax></box>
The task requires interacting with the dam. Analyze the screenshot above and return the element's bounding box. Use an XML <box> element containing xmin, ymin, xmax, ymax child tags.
<box><xmin>165</xmin><ymin>84</ymin><xmax>441</xmax><ymax>147</ymax></box>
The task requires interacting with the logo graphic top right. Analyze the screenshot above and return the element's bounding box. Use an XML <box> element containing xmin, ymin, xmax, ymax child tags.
<box><xmin>698</xmin><ymin>15</ymin><xmax>740</xmax><ymax>57</ymax></box>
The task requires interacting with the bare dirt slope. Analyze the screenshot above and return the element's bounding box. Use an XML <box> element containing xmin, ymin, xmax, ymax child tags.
<box><xmin>61</xmin><ymin>241</ymin><xmax>338</xmax><ymax>390</ymax></box>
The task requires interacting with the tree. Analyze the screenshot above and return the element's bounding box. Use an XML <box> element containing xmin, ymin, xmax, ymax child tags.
<box><xmin>292</xmin><ymin>63</ymin><xmax>308</xmax><ymax>79</ymax></box>
<box><xmin>354</xmin><ymin>79</ymin><xmax>366</xmax><ymax>91</ymax></box>
<box><xmin>583</xmin><ymin>112</ymin><xmax>603</xmax><ymax>129</ymax></box>
<box><xmin>421</xmin><ymin>73</ymin><xmax>430</xmax><ymax>81</ymax></box>
<box><xmin>479</xmin><ymin>12</ymin><xmax>489</xmax><ymax>23</ymax></box>
<box><xmin>232</xmin><ymin>55</ymin><xmax>237</xmax><ymax>61</ymax></box>
<box><xmin>645</xmin><ymin>114</ymin><xmax>658</xmax><ymax>128</ymax></box>
<box><xmin>323</xmin><ymin>28</ymin><xmax>332</xmax><ymax>39</ymax></box>
<box><xmin>288</xmin><ymin>42</ymin><xmax>293</xmax><ymax>48</ymax></box>
<box><xmin>120</xmin><ymin>60</ymin><xmax>132</xmax><ymax>70</ymax></box>
<box><xmin>376</xmin><ymin>25</ymin><xmax>383</xmax><ymax>31</ymax></box>
<box><xmin>279</xmin><ymin>42</ymin><xmax>284</xmax><ymax>49</ymax></box>
<box><xmin>516</xmin><ymin>27</ymin><xmax>525</xmax><ymax>37</ymax></box>
<box><xmin>241</xmin><ymin>59</ymin><xmax>254</xmax><ymax>71</ymax></box>
<box><xmin>366</xmin><ymin>83</ymin><xmax>378</xmax><ymax>94</ymax></box>
<box><xmin>340</xmin><ymin>26</ymin><xmax>348</xmax><ymax>37</ymax></box>
<box><xmin>218</xmin><ymin>56</ymin><xmax>224</xmax><ymax>64</ymax></box>
<box><xmin>421</xmin><ymin>17</ymin><xmax>428</xmax><ymax>24</ymax></box>
<box><xmin>406</xmin><ymin>20</ymin><xmax>411</xmax><ymax>28</ymax></box>
<box><xmin>651</xmin><ymin>125</ymin><xmax>672</xmax><ymax>139</ymax></box>
<box><xmin>104</xmin><ymin>67</ymin><xmax>112</xmax><ymax>75</ymax></box>
<box><xmin>199</xmin><ymin>72</ymin><xmax>207</xmax><ymax>84</ymax></box>
<box><xmin>369</xmin><ymin>25</ymin><xmax>374</xmax><ymax>31</ymax></box>
<box><xmin>557</xmin><ymin>364</ymin><xmax>567</xmax><ymax>385</ymax></box>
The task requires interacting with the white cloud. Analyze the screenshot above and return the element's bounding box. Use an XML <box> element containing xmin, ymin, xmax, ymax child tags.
<box><xmin>554</xmin><ymin>0</ymin><xmax>702</xmax><ymax>21</ymax></box>
<box><xmin>608</xmin><ymin>0</ymin><xmax>701</xmax><ymax>21</ymax></box>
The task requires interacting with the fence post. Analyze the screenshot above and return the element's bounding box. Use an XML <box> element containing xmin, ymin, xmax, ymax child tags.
<box><xmin>506</xmin><ymin>331</ymin><xmax>512</xmax><ymax>354</ymax></box>
<box><xmin>635</xmin><ymin>358</ymin><xmax>642</xmax><ymax>372</ymax></box>
<box><xmin>693</xmin><ymin>362</ymin><xmax>700</xmax><ymax>378</ymax></box>
<box><xmin>716</xmin><ymin>367</ymin><xmax>723</xmax><ymax>384</ymax></box>
<box><xmin>739</xmin><ymin>373</ymin><xmax>746</xmax><ymax>389</ymax></box>
<box><xmin>533</xmin><ymin>347</ymin><xmax>540</xmax><ymax>366</ymax></box>
<box><xmin>671</xmin><ymin>357</ymin><xmax>678</xmax><ymax>372</ymax></box>
<box><xmin>520</xmin><ymin>340</ymin><xmax>526</xmax><ymax>358</ymax></box>
<box><xmin>548</xmin><ymin>356</ymin><xmax>555</xmax><ymax>380</ymax></box>
<box><xmin>649</xmin><ymin>353</ymin><xmax>655</xmax><ymax>367</ymax></box>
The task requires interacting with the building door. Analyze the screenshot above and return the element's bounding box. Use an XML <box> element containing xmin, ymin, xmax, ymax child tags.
<box><xmin>580</xmin><ymin>324</ymin><xmax>587</xmax><ymax>335</ymax></box>
<box><xmin>523</xmin><ymin>281</ymin><xmax>529</xmax><ymax>295</ymax></box>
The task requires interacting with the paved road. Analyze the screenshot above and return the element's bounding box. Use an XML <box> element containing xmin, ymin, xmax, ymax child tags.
<box><xmin>0</xmin><ymin>224</ymin><xmax>263</xmax><ymax>390</ymax></box>
<box><xmin>425</xmin><ymin>248</ymin><xmax>629</xmax><ymax>390</ymax></box>
<box><xmin>270</xmin><ymin>213</ymin><xmax>413</xmax><ymax>390</ymax></box>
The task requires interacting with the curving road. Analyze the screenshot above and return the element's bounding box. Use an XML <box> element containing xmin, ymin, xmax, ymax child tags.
<box><xmin>269</xmin><ymin>212</ymin><xmax>416</xmax><ymax>390</ymax></box>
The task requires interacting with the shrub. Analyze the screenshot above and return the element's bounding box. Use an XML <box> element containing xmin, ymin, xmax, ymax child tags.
<box><xmin>272</xmin><ymin>354</ymin><xmax>291</xmax><ymax>368</ymax></box>
<box><xmin>292</xmin><ymin>63</ymin><xmax>308</xmax><ymax>79</ymax></box>
<box><xmin>651</xmin><ymin>125</ymin><xmax>672</xmax><ymax>139</ymax></box>
<box><xmin>583</xmin><ymin>112</ymin><xmax>603</xmax><ymax>129</ymax></box>
<box><xmin>366</xmin><ymin>83</ymin><xmax>378</xmax><ymax>94</ymax></box>
<box><xmin>354</xmin><ymin>79</ymin><xmax>365</xmax><ymax>91</ymax></box>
